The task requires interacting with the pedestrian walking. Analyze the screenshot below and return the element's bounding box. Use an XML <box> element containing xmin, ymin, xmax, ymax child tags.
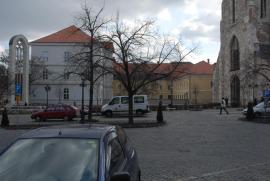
<box><xmin>220</xmin><ymin>97</ymin><xmax>229</xmax><ymax>115</ymax></box>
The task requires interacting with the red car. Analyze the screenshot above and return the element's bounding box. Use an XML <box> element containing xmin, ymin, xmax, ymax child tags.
<box><xmin>31</xmin><ymin>105</ymin><xmax>80</xmax><ymax>121</ymax></box>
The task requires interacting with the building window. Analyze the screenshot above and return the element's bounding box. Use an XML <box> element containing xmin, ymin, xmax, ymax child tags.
<box><xmin>261</xmin><ymin>0</ymin><xmax>267</xmax><ymax>18</ymax></box>
<box><xmin>64</xmin><ymin>52</ymin><xmax>71</xmax><ymax>62</ymax></box>
<box><xmin>230</xmin><ymin>36</ymin><xmax>240</xmax><ymax>71</ymax></box>
<box><xmin>64</xmin><ymin>88</ymin><xmax>69</xmax><ymax>100</ymax></box>
<box><xmin>41</xmin><ymin>51</ymin><xmax>48</xmax><ymax>61</ymax></box>
<box><xmin>43</xmin><ymin>68</ymin><xmax>48</xmax><ymax>80</ymax></box>
<box><xmin>232</xmin><ymin>0</ymin><xmax>236</xmax><ymax>23</ymax></box>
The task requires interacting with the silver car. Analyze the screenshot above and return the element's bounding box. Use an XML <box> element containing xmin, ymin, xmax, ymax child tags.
<box><xmin>243</xmin><ymin>101</ymin><xmax>270</xmax><ymax>117</ymax></box>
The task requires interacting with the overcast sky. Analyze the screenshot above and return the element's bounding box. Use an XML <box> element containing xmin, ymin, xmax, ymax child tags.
<box><xmin>0</xmin><ymin>0</ymin><xmax>222</xmax><ymax>63</ymax></box>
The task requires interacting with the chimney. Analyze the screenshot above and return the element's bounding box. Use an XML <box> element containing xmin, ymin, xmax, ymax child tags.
<box><xmin>207</xmin><ymin>59</ymin><xmax>210</xmax><ymax>64</ymax></box>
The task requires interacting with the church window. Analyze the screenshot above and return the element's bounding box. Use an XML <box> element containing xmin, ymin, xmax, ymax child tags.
<box><xmin>232</xmin><ymin>0</ymin><xmax>236</xmax><ymax>23</ymax></box>
<box><xmin>261</xmin><ymin>0</ymin><xmax>267</xmax><ymax>18</ymax></box>
<box><xmin>230</xmin><ymin>36</ymin><xmax>240</xmax><ymax>71</ymax></box>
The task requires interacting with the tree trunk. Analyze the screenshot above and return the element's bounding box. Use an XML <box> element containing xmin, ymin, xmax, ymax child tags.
<box><xmin>88</xmin><ymin>40</ymin><xmax>94</xmax><ymax>122</ymax></box>
<box><xmin>128</xmin><ymin>93</ymin><xmax>134</xmax><ymax>124</ymax></box>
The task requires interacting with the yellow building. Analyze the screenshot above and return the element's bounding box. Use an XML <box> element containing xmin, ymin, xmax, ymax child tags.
<box><xmin>112</xmin><ymin>61</ymin><xmax>213</xmax><ymax>105</ymax></box>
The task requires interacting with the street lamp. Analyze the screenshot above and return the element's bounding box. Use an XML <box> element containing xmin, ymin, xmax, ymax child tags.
<box><xmin>248</xmin><ymin>83</ymin><xmax>258</xmax><ymax>101</ymax></box>
<box><xmin>44</xmin><ymin>85</ymin><xmax>51</xmax><ymax>108</ymax></box>
<box><xmin>80</xmin><ymin>78</ymin><xmax>86</xmax><ymax>124</ymax></box>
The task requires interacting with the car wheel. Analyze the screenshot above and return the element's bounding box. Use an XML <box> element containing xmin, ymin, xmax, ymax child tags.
<box><xmin>105</xmin><ymin>111</ymin><xmax>112</xmax><ymax>117</ymax></box>
<box><xmin>35</xmin><ymin>116</ymin><xmax>41</xmax><ymax>122</ymax></box>
<box><xmin>63</xmin><ymin>116</ymin><xmax>69</xmax><ymax>121</ymax></box>
<box><xmin>136</xmin><ymin>110</ymin><xmax>144</xmax><ymax>116</ymax></box>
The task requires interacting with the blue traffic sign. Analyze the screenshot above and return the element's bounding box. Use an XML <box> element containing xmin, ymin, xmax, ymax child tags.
<box><xmin>263</xmin><ymin>90</ymin><xmax>270</xmax><ymax>97</ymax></box>
<box><xmin>15</xmin><ymin>84</ymin><xmax>22</xmax><ymax>95</ymax></box>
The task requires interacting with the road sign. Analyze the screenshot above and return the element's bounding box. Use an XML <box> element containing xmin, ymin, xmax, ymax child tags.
<box><xmin>263</xmin><ymin>90</ymin><xmax>270</xmax><ymax>97</ymax></box>
<box><xmin>15</xmin><ymin>84</ymin><xmax>22</xmax><ymax>95</ymax></box>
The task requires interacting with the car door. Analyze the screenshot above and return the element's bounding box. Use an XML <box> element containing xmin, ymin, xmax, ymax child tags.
<box><xmin>45</xmin><ymin>106</ymin><xmax>56</xmax><ymax>119</ymax></box>
<box><xmin>106</xmin><ymin>132</ymin><xmax>127</xmax><ymax>180</ymax></box>
<box><xmin>110</xmin><ymin>97</ymin><xmax>121</xmax><ymax>114</ymax></box>
<box><xmin>120</xmin><ymin>97</ymin><xmax>129</xmax><ymax>115</ymax></box>
<box><xmin>116</xmin><ymin>127</ymin><xmax>140</xmax><ymax>181</ymax></box>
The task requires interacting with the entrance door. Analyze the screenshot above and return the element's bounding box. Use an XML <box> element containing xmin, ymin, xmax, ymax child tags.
<box><xmin>231</xmin><ymin>75</ymin><xmax>240</xmax><ymax>107</ymax></box>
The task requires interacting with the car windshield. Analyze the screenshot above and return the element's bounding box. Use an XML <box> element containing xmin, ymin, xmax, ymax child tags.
<box><xmin>255</xmin><ymin>102</ymin><xmax>265</xmax><ymax>108</ymax></box>
<box><xmin>0</xmin><ymin>138</ymin><xmax>99</xmax><ymax>181</ymax></box>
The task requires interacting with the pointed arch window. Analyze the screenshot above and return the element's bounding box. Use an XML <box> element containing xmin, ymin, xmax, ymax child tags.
<box><xmin>231</xmin><ymin>75</ymin><xmax>240</xmax><ymax>107</ymax></box>
<box><xmin>261</xmin><ymin>0</ymin><xmax>267</xmax><ymax>18</ymax></box>
<box><xmin>230</xmin><ymin>36</ymin><xmax>240</xmax><ymax>71</ymax></box>
<box><xmin>232</xmin><ymin>0</ymin><xmax>236</xmax><ymax>23</ymax></box>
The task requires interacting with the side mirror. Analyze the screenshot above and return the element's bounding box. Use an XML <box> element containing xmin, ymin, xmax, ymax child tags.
<box><xmin>110</xmin><ymin>172</ymin><xmax>130</xmax><ymax>181</ymax></box>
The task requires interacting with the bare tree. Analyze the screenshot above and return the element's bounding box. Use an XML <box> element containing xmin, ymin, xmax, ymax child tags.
<box><xmin>103</xmin><ymin>18</ymin><xmax>197</xmax><ymax>124</ymax></box>
<box><xmin>66</xmin><ymin>6</ymin><xmax>111</xmax><ymax>122</ymax></box>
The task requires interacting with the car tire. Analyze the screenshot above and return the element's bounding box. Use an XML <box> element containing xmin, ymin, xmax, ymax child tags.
<box><xmin>105</xmin><ymin>111</ymin><xmax>112</xmax><ymax>117</ymax></box>
<box><xmin>35</xmin><ymin>116</ymin><xmax>41</xmax><ymax>122</ymax></box>
<box><xmin>136</xmin><ymin>110</ymin><xmax>144</xmax><ymax>116</ymax></box>
<box><xmin>63</xmin><ymin>116</ymin><xmax>69</xmax><ymax>121</ymax></box>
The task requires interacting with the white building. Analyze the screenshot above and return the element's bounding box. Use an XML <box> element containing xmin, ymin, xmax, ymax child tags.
<box><xmin>29</xmin><ymin>25</ymin><xmax>113</xmax><ymax>106</ymax></box>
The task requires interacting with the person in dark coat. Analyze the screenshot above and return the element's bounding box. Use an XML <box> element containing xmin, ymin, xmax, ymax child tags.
<box><xmin>157</xmin><ymin>100</ymin><xmax>164</xmax><ymax>123</ymax></box>
<box><xmin>1</xmin><ymin>108</ymin><xmax>9</xmax><ymax>127</ymax></box>
<box><xmin>253</xmin><ymin>98</ymin><xmax>258</xmax><ymax>106</ymax></box>
<box><xmin>246</xmin><ymin>102</ymin><xmax>254</xmax><ymax>120</ymax></box>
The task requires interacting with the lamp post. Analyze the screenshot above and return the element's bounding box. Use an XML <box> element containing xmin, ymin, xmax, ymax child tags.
<box><xmin>80</xmin><ymin>78</ymin><xmax>86</xmax><ymax>124</ymax></box>
<box><xmin>248</xmin><ymin>83</ymin><xmax>258</xmax><ymax>101</ymax></box>
<box><xmin>44</xmin><ymin>85</ymin><xmax>51</xmax><ymax>108</ymax></box>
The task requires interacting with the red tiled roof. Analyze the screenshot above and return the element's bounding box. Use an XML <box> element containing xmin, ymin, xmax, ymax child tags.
<box><xmin>31</xmin><ymin>25</ymin><xmax>92</xmax><ymax>43</ymax></box>
<box><xmin>189</xmin><ymin>61</ymin><xmax>213</xmax><ymax>75</ymax></box>
<box><xmin>113</xmin><ymin>60</ymin><xmax>213</xmax><ymax>78</ymax></box>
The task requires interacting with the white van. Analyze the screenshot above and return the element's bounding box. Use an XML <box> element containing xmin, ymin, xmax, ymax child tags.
<box><xmin>101</xmin><ymin>95</ymin><xmax>150</xmax><ymax>117</ymax></box>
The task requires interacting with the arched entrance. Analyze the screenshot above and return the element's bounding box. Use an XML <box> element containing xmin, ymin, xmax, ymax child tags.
<box><xmin>231</xmin><ymin>75</ymin><xmax>240</xmax><ymax>107</ymax></box>
<box><xmin>8</xmin><ymin>35</ymin><xmax>29</xmax><ymax>105</ymax></box>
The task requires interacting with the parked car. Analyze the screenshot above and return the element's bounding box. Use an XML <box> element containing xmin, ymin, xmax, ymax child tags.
<box><xmin>101</xmin><ymin>95</ymin><xmax>150</xmax><ymax>117</ymax></box>
<box><xmin>0</xmin><ymin>124</ymin><xmax>141</xmax><ymax>181</ymax></box>
<box><xmin>31</xmin><ymin>104</ymin><xmax>80</xmax><ymax>121</ymax></box>
<box><xmin>242</xmin><ymin>101</ymin><xmax>270</xmax><ymax>117</ymax></box>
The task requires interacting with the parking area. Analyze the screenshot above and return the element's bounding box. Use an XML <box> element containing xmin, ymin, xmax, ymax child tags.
<box><xmin>2</xmin><ymin>109</ymin><xmax>270</xmax><ymax>180</ymax></box>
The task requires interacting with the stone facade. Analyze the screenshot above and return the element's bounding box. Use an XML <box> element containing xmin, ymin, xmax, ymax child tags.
<box><xmin>213</xmin><ymin>0</ymin><xmax>270</xmax><ymax>106</ymax></box>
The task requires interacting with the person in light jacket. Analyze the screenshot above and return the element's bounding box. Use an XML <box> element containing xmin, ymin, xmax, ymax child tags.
<box><xmin>220</xmin><ymin>97</ymin><xmax>229</xmax><ymax>115</ymax></box>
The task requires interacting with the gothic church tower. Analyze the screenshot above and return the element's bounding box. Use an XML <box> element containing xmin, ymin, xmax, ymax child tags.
<box><xmin>213</xmin><ymin>0</ymin><xmax>270</xmax><ymax>106</ymax></box>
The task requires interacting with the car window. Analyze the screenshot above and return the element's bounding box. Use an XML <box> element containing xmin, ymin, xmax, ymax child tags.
<box><xmin>134</xmin><ymin>96</ymin><xmax>144</xmax><ymax>103</ymax></box>
<box><xmin>0</xmin><ymin>138</ymin><xmax>99</xmax><ymax>181</ymax></box>
<box><xmin>56</xmin><ymin>106</ymin><xmax>65</xmax><ymax>112</ymax></box>
<box><xmin>46</xmin><ymin>107</ymin><xmax>55</xmax><ymax>112</ymax></box>
<box><xmin>121</xmin><ymin>97</ymin><xmax>129</xmax><ymax>104</ymax></box>
<box><xmin>109</xmin><ymin>138</ymin><xmax>125</xmax><ymax>174</ymax></box>
<box><xmin>110</xmin><ymin>97</ymin><xmax>120</xmax><ymax>105</ymax></box>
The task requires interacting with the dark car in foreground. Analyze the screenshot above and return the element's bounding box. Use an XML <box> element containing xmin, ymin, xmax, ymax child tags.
<box><xmin>0</xmin><ymin>124</ymin><xmax>141</xmax><ymax>181</ymax></box>
<box><xmin>31</xmin><ymin>104</ymin><xmax>80</xmax><ymax>121</ymax></box>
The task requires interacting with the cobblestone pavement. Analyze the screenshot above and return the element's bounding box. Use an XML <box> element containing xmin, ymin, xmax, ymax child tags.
<box><xmin>2</xmin><ymin>109</ymin><xmax>270</xmax><ymax>180</ymax></box>
<box><xmin>125</xmin><ymin>109</ymin><xmax>270</xmax><ymax>181</ymax></box>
